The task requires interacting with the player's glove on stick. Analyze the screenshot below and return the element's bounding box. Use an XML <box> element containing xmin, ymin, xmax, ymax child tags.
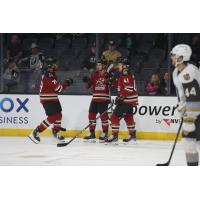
<box><xmin>82</xmin><ymin>76</ymin><xmax>90</xmax><ymax>83</ymax></box>
<box><xmin>177</xmin><ymin>101</ymin><xmax>186</xmax><ymax>117</ymax></box>
<box><xmin>115</xmin><ymin>96</ymin><xmax>124</xmax><ymax>105</ymax></box>
<box><xmin>65</xmin><ymin>78</ymin><xmax>73</xmax><ymax>86</ymax></box>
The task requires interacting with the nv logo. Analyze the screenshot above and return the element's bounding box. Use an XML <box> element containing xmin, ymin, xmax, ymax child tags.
<box><xmin>163</xmin><ymin>119</ymin><xmax>171</xmax><ymax>126</ymax></box>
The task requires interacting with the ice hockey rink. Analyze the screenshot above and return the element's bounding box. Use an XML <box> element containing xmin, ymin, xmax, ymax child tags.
<box><xmin>0</xmin><ymin>136</ymin><xmax>186</xmax><ymax>166</ymax></box>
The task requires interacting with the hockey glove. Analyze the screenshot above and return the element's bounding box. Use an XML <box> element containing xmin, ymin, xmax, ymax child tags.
<box><xmin>82</xmin><ymin>76</ymin><xmax>90</xmax><ymax>83</ymax></box>
<box><xmin>115</xmin><ymin>96</ymin><xmax>124</xmax><ymax>105</ymax></box>
<box><xmin>177</xmin><ymin>101</ymin><xmax>186</xmax><ymax>117</ymax></box>
<box><xmin>65</xmin><ymin>78</ymin><xmax>73</xmax><ymax>86</ymax></box>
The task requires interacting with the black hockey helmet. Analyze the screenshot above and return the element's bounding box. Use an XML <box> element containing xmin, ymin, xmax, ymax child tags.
<box><xmin>118</xmin><ymin>57</ymin><xmax>129</xmax><ymax>65</ymax></box>
<box><xmin>97</xmin><ymin>58</ymin><xmax>106</xmax><ymax>66</ymax></box>
<box><xmin>118</xmin><ymin>57</ymin><xmax>130</xmax><ymax>74</ymax></box>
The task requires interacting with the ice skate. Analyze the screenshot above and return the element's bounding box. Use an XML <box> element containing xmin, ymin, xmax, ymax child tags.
<box><xmin>52</xmin><ymin>129</ymin><xmax>65</xmax><ymax>142</ymax></box>
<box><xmin>98</xmin><ymin>132</ymin><xmax>108</xmax><ymax>143</ymax></box>
<box><xmin>28</xmin><ymin>127</ymin><xmax>40</xmax><ymax>144</ymax></box>
<box><xmin>123</xmin><ymin>132</ymin><xmax>136</xmax><ymax>143</ymax></box>
<box><xmin>105</xmin><ymin>135</ymin><xmax>118</xmax><ymax>145</ymax></box>
<box><xmin>83</xmin><ymin>132</ymin><xmax>96</xmax><ymax>143</ymax></box>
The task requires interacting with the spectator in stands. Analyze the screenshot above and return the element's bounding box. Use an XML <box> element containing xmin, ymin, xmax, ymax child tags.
<box><xmin>102</xmin><ymin>40</ymin><xmax>122</xmax><ymax>68</ymax></box>
<box><xmin>3</xmin><ymin>59</ymin><xmax>20</xmax><ymax>92</ymax></box>
<box><xmin>19</xmin><ymin>43</ymin><xmax>45</xmax><ymax>70</ymax></box>
<box><xmin>121</xmin><ymin>33</ymin><xmax>136</xmax><ymax>57</ymax></box>
<box><xmin>6</xmin><ymin>35</ymin><xmax>24</xmax><ymax>63</ymax></box>
<box><xmin>145</xmin><ymin>73</ymin><xmax>161</xmax><ymax>95</ymax></box>
<box><xmin>191</xmin><ymin>34</ymin><xmax>200</xmax><ymax>67</ymax></box>
<box><xmin>82</xmin><ymin>42</ymin><xmax>96</xmax><ymax>73</ymax></box>
<box><xmin>160</xmin><ymin>72</ymin><xmax>169</xmax><ymax>95</ymax></box>
<box><xmin>19</xmin><ymin>43</ymin><xmax>45</xmax><ymax>92</ymax></box>
<box><xmin>160</xmin><ymin>71</ymin><xmax>176</xmax><ymax>95</ymax></box>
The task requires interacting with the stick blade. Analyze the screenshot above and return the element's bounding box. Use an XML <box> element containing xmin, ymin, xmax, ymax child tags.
<box><xmin>57</xmin><ymin>142</ymin><xmax>68</xmax><ymax>147</ymax></box>
<box><xmin>57</xmin><ymin>137</ymin><xmax>76</xmax><ymax>147</ymax></box>
<box><xmin>156</xmin><ymin>162</ymin><xmax>170</xmax><ymax>166</ymax></box>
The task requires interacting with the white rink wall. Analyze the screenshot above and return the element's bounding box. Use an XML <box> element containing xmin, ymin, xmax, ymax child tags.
<box><xmin>0</xmin><ymin>94</ymin><xmax>180</xmax><ymax>135</ymax></box>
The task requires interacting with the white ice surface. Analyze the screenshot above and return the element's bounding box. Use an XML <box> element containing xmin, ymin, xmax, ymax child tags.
<box><xmin>0</xmin><ymin>137</ymin><xmax>186</xmax><ymax>166</ymax></box>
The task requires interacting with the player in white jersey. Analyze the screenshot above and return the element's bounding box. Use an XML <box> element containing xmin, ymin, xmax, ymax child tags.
<box><xmin>171</xmin><ymin>44</ymin><xmax>200</xmax><ymax>166</ymax></box>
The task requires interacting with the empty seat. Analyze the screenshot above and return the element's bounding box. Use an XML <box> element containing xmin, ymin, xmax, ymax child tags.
<box><xmin>149</xmin><ymin>48</ymin><xmax>165</xmax><ymax>57</ymax></box>
<box><xmin>136</xmin><ymin>42</ymin><xmax>152</xmax><ymax>54</ymax></box>
<box><xmin>176</xmin><ymin>34</ymin><xmax>191</xmax><ymax>44</ymax></box>
<box><xmin>143</xmin><ymin>34</ymin><xmax>157</xmax><ymax>43</ymax></box>
<box><xmin>45</xmin><ymin>49</ymin><xmax>57</xmax><ymax>58</ymax></box>
<box><xmin>142</xmin><ymin>59</ymin><xmax>160</xmax><ymax>70</ymax></box>
<box><xmin>23</xmin><ymin>38</ymin><xmax>37</xmax><ymax>50</ymax></box>
<box><xmin>71</xmin><ymin>38</ymin><xmax>87</xmax><ymax>49</ymax></box>
<box><xmin>39</xmin><ymin>38</ymin><xmax>54</xmax><ymax>50</ymax></box>
<box><xmin>130</xmin><ymin>55</ymin><xmax>145</xmax><ymax>72</ymax></box>
<box><xmin>55</xmin><ymin>37</ymin><xmax>71</xmax><ymax>49</ymax></box>
<box><xmin>55</xmin><ymin>38</ymin><xmax>71</xmax><ymax>58</ymax></box>
<box><xmin>120</xmin><ymin>48</ymin><xmax>130</xmax><ymax>57</ymax></box>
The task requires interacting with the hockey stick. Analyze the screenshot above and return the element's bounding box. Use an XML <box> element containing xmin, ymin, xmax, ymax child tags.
<box><xmin>57</xmin><ymin>103</ymin><xmax>114</xmax><ymax>147</ymax></box>
<box><xmin>156</xmin><ymin>118</ymin><xmax>183</xmax><ymax>166</ymax></box>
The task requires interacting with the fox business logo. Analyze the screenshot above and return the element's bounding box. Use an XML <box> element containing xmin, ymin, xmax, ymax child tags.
<box><xmin>156</xmin><ymin>118</ymin><xmax>181</xmax><ymax>127</ymax></box>
<box><xmin>0</xmin><ymin>97</ymin><xmax>29</xmax><ymax>125</ymax></box>
<box><xmin>0</xmin><ymin>97</ymin><xmax>29</xmax><ymax>113</ymax></box>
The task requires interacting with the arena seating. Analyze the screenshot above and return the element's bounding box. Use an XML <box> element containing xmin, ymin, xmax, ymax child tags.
<box><xmin>2</xmin><ymin>33</ymin><xmax>196</xmax><ymax>95</ymax></box>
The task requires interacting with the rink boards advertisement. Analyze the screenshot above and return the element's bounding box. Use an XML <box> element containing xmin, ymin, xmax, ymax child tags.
<box><xmin>0</xmin><ymin>94</ymin><xmax>180</xmax><ymax>140</ymax></box>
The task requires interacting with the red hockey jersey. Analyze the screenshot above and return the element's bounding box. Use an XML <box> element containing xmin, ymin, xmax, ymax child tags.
<box><xmin>117</xmin><ymin>73</ymin><xmax>138</xmax><ymax>106</ymax></box>
<box><xmin>87</xmin><ymin>70</ymin><xmax>111</xmax><ymax>102</ymax></box>
<box><xmin>39</xmin><ymin>72</ymin><xmax>67</xmax><ymax>103</ymax></box>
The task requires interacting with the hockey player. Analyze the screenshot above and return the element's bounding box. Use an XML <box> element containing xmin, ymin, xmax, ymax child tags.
<box><xmin>82</xmin><ymin>59</ymin><xmax>111</xmax><ymax>142</ymax></box>
<box><xmin>28</xmin><ymin>57</ymin><xmax>73</xmax><ymax>144</ymax></box>
<box><xmin>105</xmin><ymin>58</ymin><xmax>138</xmax><ymax>143</ymax></box>
<box><xmin>171</xmin><ymin>44</ymin><xmax>200</xmax><ymax>166</ymax></box>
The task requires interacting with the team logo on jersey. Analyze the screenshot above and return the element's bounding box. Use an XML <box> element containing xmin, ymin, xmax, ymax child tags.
<box><xmin>30</xmin><ymin>57</ymin><xmax>37</xmax><ymax>65</ymax></box>
<box><xmin>96</xmin><ymin>78</ymin><xmax>105</xmax><ymax>85</ymax></box>
<box><xmin>124</xmin><ymin>78</ymin><xmax>129</xmax><ymax>83</ymax></box>
<box><xmin>95</xmin><ymin>78</ymin><xmax>106</xmax><ymax>90</ymax></box>
<box><xmin>51</xmin><ymin>80</ymin><xmax>58</xmax><ymax>85</ymax></box>
<box><xmin>183</xmin><ymin>73</ymin><xmax>190</xmax><ymax>80</ymax></box>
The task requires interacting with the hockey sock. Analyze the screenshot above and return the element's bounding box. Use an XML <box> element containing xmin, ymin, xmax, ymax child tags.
<box><xmin>53</xmin><ymin>120</ymin><xmax>62</xmax><ymax>131</ymax></box>
<box><xmin>111</xmin><ymin>113</ymin><xmax>120</xmax><ymax>137</ymax></box>
<box><xmin>39</xmin><ymin>113</ymin><xmax>62</xmax><ymax>132</ymax></box>
<box><xmin>186</xmin><ymin>152</ymin><xmax>199</xmax><ymax>166</ymax></box>
<box><xmin>101</xmin><ymin>112</ymin><xmax>109</xmax><ymax>133</ymax></box>
<box><xmin>38</xmin><ymin>119</ymin><xmax>51</xmax><ymax>132</ymax></box>
<box><xmin>124</xmin><ymin>114</ymin><xmax>136</xmax><ymax>135</ymax></box>
<box><xmin>89</xmin><ymin>112</ymin><xmax>97</xmax><ymax>132</ymax></box>
<box><xmin>182</xmin><ymin>138</ymin><xmax>199</xmax><ymax>166</ymax></box>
